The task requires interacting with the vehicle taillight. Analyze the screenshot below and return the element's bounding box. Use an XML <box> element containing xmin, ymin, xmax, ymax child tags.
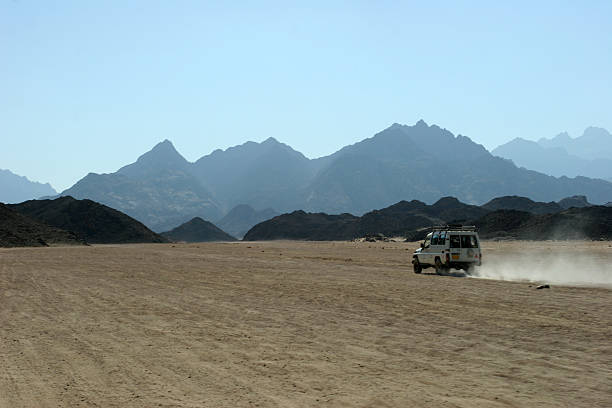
<box><xmin>445</xmin><ymin>253</ymin><xmax>450</xmax><ymax>263</ymax></box>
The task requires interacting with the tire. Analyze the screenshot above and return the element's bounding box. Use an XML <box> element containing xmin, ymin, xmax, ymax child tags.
<box><xmin>434</xmin><ymin>257</ymin><xmax>446</xmax><ymax>275</ymax></box>
<box><xmin>413</xmin><ymin>258</ymin><xmax>422</xmax><ymax>274</ymax></box>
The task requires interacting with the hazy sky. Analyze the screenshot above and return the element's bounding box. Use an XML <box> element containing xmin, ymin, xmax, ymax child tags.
<box><xmin>2</xmin><ymin>1</ymin><xmax>611</xmax><ymax>191</ymax></box>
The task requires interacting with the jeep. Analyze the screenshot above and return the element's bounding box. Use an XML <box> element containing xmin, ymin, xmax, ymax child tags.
<box><xmin>412</xmin><ymin>225</ymin><xmax>482</xmax><ymax>274</ymax></box>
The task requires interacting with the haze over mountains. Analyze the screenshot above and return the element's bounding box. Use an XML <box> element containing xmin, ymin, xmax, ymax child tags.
<box><xmin>2</xmin><ymin>121</ymin><xmax>605</xmax><ymax>233</ymax></box>
<box><xmin>216</xmin><ymin>205</ymin><xmax>279</xmax><ymax>239</ymax></box>
<box><xmin>493</xmin><ymin>127</ymin><xmax>612</xmax><ymax>181</ymax></box>
<box><xmin>0</xmin><ymin>169</ymin><xmax>57</xmax><ymax>204</ymax></box>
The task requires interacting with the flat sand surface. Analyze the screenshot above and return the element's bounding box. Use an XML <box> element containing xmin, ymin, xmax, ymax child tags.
<box><xmin>1</xmin><ymin>241</ymin><xmax>611</xmax><ymax>407</ymax></box>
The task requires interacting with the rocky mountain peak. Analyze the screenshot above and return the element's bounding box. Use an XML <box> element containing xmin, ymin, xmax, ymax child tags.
<box><xmin>581</xmin><ymin>126</ymin><xmax>611</xmax><ymax>141</ymax></box>
<box><xmin>118</xmin><ymin>139</ymin><xmax>189</xmax><ymax>178</ymax></box>
<box><xmin>142</xmin><ymin>139</ymin><xmax>185</xmax><ymax>162</ymax></box>
<box><xmin>415</xmin><ymin>119</ymin><xmax>428</xmax><ymax>128</ymax></box>
<box><xmin>262</xmin><ymin>137</ymin><xmax>280</xmax><ymax>144</ymax></box>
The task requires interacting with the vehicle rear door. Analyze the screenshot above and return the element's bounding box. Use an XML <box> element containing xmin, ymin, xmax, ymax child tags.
<box><xmin>459</xmin><ymin>234</ymin><xmax>478</xmax><ymax>262</ymax></box>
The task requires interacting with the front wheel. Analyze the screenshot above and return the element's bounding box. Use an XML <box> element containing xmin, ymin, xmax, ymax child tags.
<box><xmin>413</xmin><ymin>258</ymin><xmax>422</xmax><ymax>274</ymax></box>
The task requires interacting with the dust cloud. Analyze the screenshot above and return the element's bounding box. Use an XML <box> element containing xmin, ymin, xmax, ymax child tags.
<box><xmin>470</xmin><ymin>251</ymin><xmax>612</xmax><ymax>288</ymax></box>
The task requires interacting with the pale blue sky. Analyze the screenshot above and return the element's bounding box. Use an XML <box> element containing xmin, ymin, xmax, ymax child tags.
<box><xmin>2</xmin><ymin>1</ymin><xmax>611</xmax><ymax>191</ymax></box>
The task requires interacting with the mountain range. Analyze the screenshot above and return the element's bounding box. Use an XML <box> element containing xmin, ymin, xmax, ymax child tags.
<box><xmin>2</xmin><ymin>194</ymin><xmax>608</xmax><ymax>246</ymax></box>
<box><xmin>0</xmin><ymin>169</ymin><xmax>57</xmax><ymax>204</ymax></box>
<box><xmin>243</xmin><ymin>195</ymin><xmax>611</xmax><ymax>241</ymax></box>
<box><xmin>50</xmin><ymin>121</ymin><xmax>612</xmax><ymax>231</ymax></box>
<box><xmin>492</xmin><ymin>127</ymin><xmax>612</xmax><ymax>181</ymax></box>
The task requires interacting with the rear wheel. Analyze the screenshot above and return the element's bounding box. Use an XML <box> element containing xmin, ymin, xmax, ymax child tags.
<box><xmin>413</xmin><ymin>258</ymin><xmax>422</xmax><ymax>274</ymax></box>
<box><xmin>434</xmin><ymin>257</ymin><xmax>446</xmax><ymax>275</ymax></box>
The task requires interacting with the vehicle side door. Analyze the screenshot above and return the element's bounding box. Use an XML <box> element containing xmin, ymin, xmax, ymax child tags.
<box><xmin>431</xmin><ymin>230</ymin><xmax>446</xmax><ymax>263</ymax></box>
<box><xmin>420</xmin><ymin>234</ymin><xmax>433</xmax><ymax>265</ymax></box>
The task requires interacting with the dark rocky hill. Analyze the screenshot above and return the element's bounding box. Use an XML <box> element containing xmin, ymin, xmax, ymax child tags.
<box><xmin>482</xmin><ymin>196</ymin><xmax>562</xmax><ymax>214</ymax></box>
<box><xmin>558</xmin><ymin>195</ymin><xmax>591</xmax><ymax>209</ymax></box>
<box><xmin>244</xmin><ymin>196</ymin><xmax>490</xmax><ymax>241</ymax></box>
<box><xmin>356</xmin><ymin>197</ymin><xmax>488</xmax><ymax>237</ymax></box>
<box><xmin>0</xmin><ymin>169</ymin><xmax>57</xmax><ymax>204</ymax></box>
<box><xmin>244</xmin><ymin>195</ymin><xmax>612</xmax><ymax>241</ymax></box>
<box><xmin>9</xmin><ymin>196</ymin><xmax>167</xmax><ymax>244</ymax></box>
<box><xmin>216</xmin><ymin>204</ymin><xmax>278</xmax><ymax>239</ymax></box>
<box><xmin>243</xmin><ymin>211</ymin><xmax>360</xmax><ymax>241</ymax></box>
<box><xmin>0</xmin><ymin>203</ymin><xmax>84</xmax><ymax>247</ymax></box>
<box><xmin>161</xmin><ymin>217</ymin><xmax>237</xmax><ymax>242</ymax></box>
<box><xmin>475</xmin><ymin>206</ymin><xmax>612</xmax><ymax>240</ymax></box>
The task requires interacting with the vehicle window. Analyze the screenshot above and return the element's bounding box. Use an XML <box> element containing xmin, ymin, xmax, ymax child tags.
<box><xmin>470</xmin><ymin>235</ymin><xmax>479</xmax><ymax>248</ymax></box>
<box><xmin>439</xmin><ymin>231</ymin><xmax>447</xmax><ymax>244</ymax></box>
<box><xmin>460</xmin><ymin>235</ymin><xmax>471</xmax><ymax>248</ymax></box>
<box><xmin>450</xmin><ymin>235</ymin><xmax>460</xmax><ymax>248</ymax></box>
<box><xmin>431</xmin><ymin>232</ymin><xmax>439</xmax><ymax>245</ymax></box>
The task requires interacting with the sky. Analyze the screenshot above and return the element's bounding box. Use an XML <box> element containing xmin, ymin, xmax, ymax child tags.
<box><xmin>1</xmin><ymin>1</ymin><xmax>611</xmax><ymax>191</ymax></box>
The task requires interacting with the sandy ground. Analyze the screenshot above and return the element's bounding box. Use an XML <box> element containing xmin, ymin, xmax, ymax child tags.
<box><xmin>0</xmin><ymin>240</ymin><xmax>611</xmax><ymax>407</ymax></box>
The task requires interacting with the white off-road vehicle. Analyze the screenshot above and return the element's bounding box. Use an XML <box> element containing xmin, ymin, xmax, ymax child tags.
<box><xmin>412</xmin><ymin>225</ymin><xmax>482</xmax><ymax>274</ymax></box>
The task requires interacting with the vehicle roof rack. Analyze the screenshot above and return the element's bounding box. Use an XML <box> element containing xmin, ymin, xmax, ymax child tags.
<box><xmin>431</xmin><ymin>225</ymin><xmax>477</xmax><ymax>231</ymax></box>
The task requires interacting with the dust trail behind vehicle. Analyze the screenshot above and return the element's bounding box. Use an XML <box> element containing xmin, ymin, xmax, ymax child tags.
<box><xmin>470</xmin><ymin>240</ymin><xmax>612</xmax><ymax>288</ymax></box>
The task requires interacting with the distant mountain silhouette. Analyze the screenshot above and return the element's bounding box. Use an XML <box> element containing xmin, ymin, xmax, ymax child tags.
<box><xmin>59</xmin><ymin>121</ymin><xmax>612</xmax><ymax>231</ymax></box>
<box><xmin>243</xmin><ymin>211</ymin><xmax>360</xmax><ymax>241</ymax></box>
<box><xmin>492</xmin><ymin>128</ymin><xmax>612</xmax><ymax>180</ymax></box>
<box><xmin>9</xmin><ymin>196</ymin><xmax>167</xmax><ymax>244</ymax></box>
<box><xmin>305</xmin><ymin>122</ymin><xmax>612</xmax><ymax>210</ymax></box>
<box><xmin>0</xmin><ymin>203</ymin><xmax>84</xmax><ymax>247</ymax></box>
<box><xmin>216</xmin><ymin>204</ymin><xmax>279</xmax><ymax>239</ymax></box>
<box><xmin>301</xmin><ymin>121</ymin><xmax>493</xmax><ymax>214</ymax></box>
<box><xmin>161</xmin><ymin>217</ymin><xmax>237</xmax><ymax>242</ymax></box>
<box><xmin>538</xmin><ymin>127</ymin><xmax>612</xmax><ymax>160</ymax></box>
<box><xmin>192</xmin><ymin>137</ymin><xmax>321</xmax><ymax>212</ymax></box>
<box><xmin>61</xmin><ymin>140</ymin><xmax>223</xmax><ymax>232</ymax></box>
<box><xmin>0</xmin><ymin>169</ymin><xmax>56</xmax><ymax>204</ymax></box>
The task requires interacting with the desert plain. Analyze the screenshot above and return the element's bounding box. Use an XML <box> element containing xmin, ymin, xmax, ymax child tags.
<box><xmin>1</xmin><ymin>240</ymin><xmax>611</xmax><ymax>407</ymax></box>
